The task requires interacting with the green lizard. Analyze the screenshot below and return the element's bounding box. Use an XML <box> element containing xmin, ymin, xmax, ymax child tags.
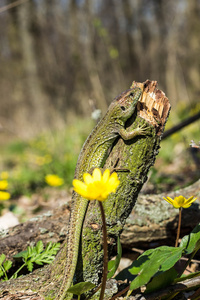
<box><xmin>56</xmin><ymin>87</ymin><xmax>148</xmax><ymax>300</ymax></box>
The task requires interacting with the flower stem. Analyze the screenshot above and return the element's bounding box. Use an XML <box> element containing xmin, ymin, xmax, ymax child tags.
<box><xmin>10</xmin><ymin>263</ymin><xmax>26</xmax><ymax>279</ymax></box>
<box><xmin>175</xmin><ymin>208</ymin><xmax>182</xmax><ymax>247</ymax></box>
<box><xmin>98</xmin><ymin>201</ymin><xmax>108</xmax><ymax>300</ymax></box>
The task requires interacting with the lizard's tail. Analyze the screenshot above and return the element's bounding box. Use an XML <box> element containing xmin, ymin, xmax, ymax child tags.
<box><xmin>55</xmin><ymin>198</ymin><xmax>89</xmax><ymax>300</ymax></box>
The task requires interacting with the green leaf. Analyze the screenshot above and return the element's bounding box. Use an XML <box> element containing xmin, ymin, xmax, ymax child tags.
<box><xmin>0</xmin><ymin>269</ymin><xmax>4</xmax><ymax>278</ymax></box>
<box><xmin>0</xmin><ymin>254</ymin><xmax>12</xmax><ymax>280</ymax></box>
<box><xmin>115</xmin><ymin>266</ymin><xmax>136</xmax><ymax>282</ymax></box>
<box><xmin>0</xmin><ymin>254</ymin><xmax>6</xmax><ymax>265</ymax></box>
<box><xmin>179</xmin><ymin>224</ymin><xmax>200</xmax><ymax>254</ymax></box>
<box><xmin>27</xmin><ymin>246</ymin><xmax>32</xmax><ymax>258</ymax></box>
<box><xmin>67</xmin><ymin>282</ymin><xmax>96</xmax><ymax>296</ymax></box>
<box><xmin>107</xmin><ymin>236</ymin><xmax>122</xmax><ymax>279</ymax></box>
<box><xmin>158</xmin><ymin>247</ymin><xmax>183</xmax><ymax>272</ymax></box>
<box><xmin>145</xmin><ymin>267</ymin><xmax>178</xmax><ymax>294</ymax></box>
<box><xmin>13</xmin><ymin>250</ymin><xmax>28</xmax><ymax>259</ymax></box>
<box><xmin>35</xmin><ymin>240</ymin><xmax>44</xmax><ymax>254</ymax></box>
<box><xmin>25</xmin><ymin>242</ymin><xmax>60</xmax><ymax>269</ymax></box>
<box><xmin>13</xmin><ymin>241</ymin><xmax>60</xmax><ymax>275</ymax></box>
<box><xmin>129</xmin><ymin>246</ymin><xmax>183</xmax><ymax>291</ymax></box>
<box><xmin>17</xmin><ymin>246</ymin><xmax>32</xmax><ymax>261</ymax></box>
<box><xmin>3</xmin><ymin>260</ymin><xmax>12</xmax><ymax>272</ymax></box>
<box><xmin>45</xmin><ymin>242</ymin><xmax>52</xmax><ymax>252</ymax></box>
<box><xmin>34</xmin><ymin>260</ymin><xmax>44</xmax><ymax>265</ymax></box>
<box><xmin>27</xmin><ymin>261</ymin><xmax>33</xmax><ymax>272</ymax></box>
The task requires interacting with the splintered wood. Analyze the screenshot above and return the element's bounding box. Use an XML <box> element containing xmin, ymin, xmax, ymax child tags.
<box><xmin>131</xmin><ymin>80</ymin><xmax>171</xmax><ymax>135</ymax></box>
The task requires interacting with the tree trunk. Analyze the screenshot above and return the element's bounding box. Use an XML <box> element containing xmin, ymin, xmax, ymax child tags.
<box><xmin>17</xmin><ymin>0</ymin><xmax>50</xmax><ymax>136</ymax></box>
<box><xmin>0</xmin><ymin>80</ymin><xmax>171</xmax><ymax>299</ymax></box>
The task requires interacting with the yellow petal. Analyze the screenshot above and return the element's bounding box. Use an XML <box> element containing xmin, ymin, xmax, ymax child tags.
<box><xmin>172</xmin><ymin>202</ymin><xmax>181</xmax><ymax>209</ymax></box>
<box><xmin>182</xmin><ymin>203</ymin><xmax>192</xmax><ymax>208</ymax></box>
<box><xmin>87</xmin><ymin>184</ymin><xmax>100</xmax><ymax>200</ymax></box>
<box><xmin>73</xmin><ymin>179</ymin><xmax>87</xmax><ymax>195</ymax></box>
<box><xmin>109</xmin><ymin>172</ymin><xmax>119</xmax><ymax>183</ymax></box>
<box><xmin>102</xmin><ymin>169</ymin><xmax>110</xmax><ymax>183</ymax></box>
<box><xmin>108</xmin><ymin>173</ymin><xmax>120</xmax><ymax>190</ymax></box>
<box><xmin>45</xmin><ymin>174</ymin><xmax>64</xmax><ymax>186</ymax></box>
<box><xmin>184</xmin><ymin>196</ymin><xmax>197</xmax><ymax>205</ymax></box>
<box><xmin>0</xmin><ymin>180</ymin><xmax>8</xmax><ymax>190</ymax></box>
<box><xmin>93</xmin><ymin>168</ymin><xmax>102</xmax><ymax>181</ymax></box>
<box><xmin>0</xmin><ymin>191</ymin><xmax>10</xmax><ymax>201</ymax></box>
<box><xmin>83</xmin><ymin>173</ymin><xmax>93</xmax><ymax>185</ymax></box>
<box><xmin>101</xmin><ymin>191</ymin><xmax>110</xmax><ymax>200</ymax></box>
<box><xmin>175</xmin><ymin>196</ymin><xmax>185</xmax><ymax>206</ymax></box>
<box><xmin>163</xmin><ymin>197</ymin><xmax>174</xmax><ymax>205</ymax></box>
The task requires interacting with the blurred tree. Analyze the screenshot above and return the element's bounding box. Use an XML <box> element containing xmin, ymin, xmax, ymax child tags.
<box><xmin>17</xmin><ymin>0</ymin><xmax>50</xmax><ymax>129</ymax></box>
<box><xmin>0</xmin><ymin>0</ymin><xmax>199</xmax><ymax>137</ymax></box>
<box><xmin>185</xmin><ymin>0</ymin><xmax>200</xmax><ymax>99</ymax></box>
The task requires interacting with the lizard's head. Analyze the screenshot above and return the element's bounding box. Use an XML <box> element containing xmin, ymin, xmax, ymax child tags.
<box><xmin>114</xmin><ymin>87</ymin><xmax>142</xmax><ymax>122</ymax></box>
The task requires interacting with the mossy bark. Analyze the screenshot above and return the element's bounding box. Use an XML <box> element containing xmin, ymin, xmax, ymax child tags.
<box><xmin>74</xmin><ymin>114</ymin><xmax>160</xmax><ymax>299</ymax></box>
<box><xmin>73</xmin><ymin>81</ymin><xmax>170</xmax><ymax>297</ymax></box>
<box><xmin>0</xmin><ymin>81</ymin><xmax>170</xmax><ymax>299</ymax></box>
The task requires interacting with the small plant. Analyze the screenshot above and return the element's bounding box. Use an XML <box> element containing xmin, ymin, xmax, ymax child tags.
<box><xmin>111</xmin><ymin>194</ymin><xmax>199</xmax><ymax>299</ymax></box>
<box><xmin>0</xmin><ymin>254</ymin><xmax>12</xmax><ymax>281</ymax></box>
<box><xmin>124</xmin><ymin>222</ymin><xmax>200</xmax><ymax>299</ymax></box>
<box><xmin>163</xmin><ymin>195</ymin><xmax>197</xmax><ymax>247</ymax></box>
<box><xmin>0</xmin><ymin>241</ymin><xmax>60</xmax><ymax>281</ymax></box>
<box><xmin>71</xmin><ymin>168</ymin><xmax>120</xmax><ymax>300</ymax></box>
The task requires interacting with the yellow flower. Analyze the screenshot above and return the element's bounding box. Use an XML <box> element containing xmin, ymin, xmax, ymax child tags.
<box><xmin>0</xmin><ymin>171</ymin><xmax>9</xmax><ymax>180</ymax></box>
<box><xmin>0</xmin><ymin>191</ymin><xmax>10</xmax><ymax>201</ymax></box>
<box><xmin>45</xmin><ymin>174</ymin><xmax>64</xmax><ymax>187</ymax></box>
<box><xmin>163</xmin><ymin>195</ymin><xmax>197</xmax><ymax>209</ymax></box>
<box><xmin>73</xmin><ymin>168</ymin><xmax>120</xmax><ymax>201</ymax></box>
<box><xmin>0</xmin><ymin>180</ymin><xmax>8</xmax><ymax>190</ymax></box>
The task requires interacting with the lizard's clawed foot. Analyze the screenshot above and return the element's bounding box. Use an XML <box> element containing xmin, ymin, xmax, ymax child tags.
<box><xmin>135</xmin><ymin>123</ymin><xmax>152</xmax><ymax>136</ymax></box>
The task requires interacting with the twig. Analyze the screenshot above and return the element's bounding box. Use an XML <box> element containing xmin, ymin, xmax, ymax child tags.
<box><xmin>162</xmin><ymin>111</ymin><xmax>200</xmax><ymax>139</ymax></box>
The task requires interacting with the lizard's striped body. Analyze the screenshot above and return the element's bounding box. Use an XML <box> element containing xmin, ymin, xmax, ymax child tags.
<box><xmin>56</xmin><ymin>87</ymin><xmax>143</xmax><ymax>300</ymax></box>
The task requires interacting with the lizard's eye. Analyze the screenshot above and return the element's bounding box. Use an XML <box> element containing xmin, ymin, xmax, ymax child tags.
<box><xmin>120</xmin><ymin>106</ymin><xmax>125</xmax><ymax>111</ymax></box>
<box><xmin>129</xmin><ymin>92</ymin><xmax>134</xmax><ymax>97</ymax></box>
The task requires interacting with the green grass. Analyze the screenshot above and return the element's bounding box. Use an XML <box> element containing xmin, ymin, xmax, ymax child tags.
<box><xmin>0</xmin><ymin>118</ymin><xmax>94</xmax><ymax>197</ymax></box>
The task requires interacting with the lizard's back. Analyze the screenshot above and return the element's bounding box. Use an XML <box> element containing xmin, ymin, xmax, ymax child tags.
<box><xmin>55</xmin><ymin>87</ymin><xmax>141</xmax><ymax>300</ymax></box>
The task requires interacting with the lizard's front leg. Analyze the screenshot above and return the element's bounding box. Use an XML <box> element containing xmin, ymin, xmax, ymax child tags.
<box><xmin>119</xmin><ymin>122</ymin><xmax>151</xmax><ymax>140</ymax></box>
